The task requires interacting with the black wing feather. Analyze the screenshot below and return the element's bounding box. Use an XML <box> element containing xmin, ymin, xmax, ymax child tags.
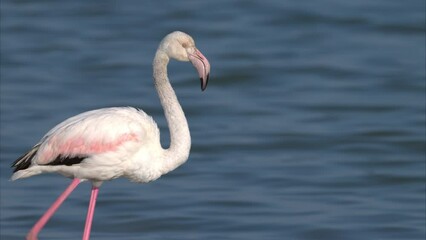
<box><xmin>11</xmin><ymin>143</ymin><xmax>41</xmax><ymax>173</ymax></box>
<box><xmin>46</xmin><ymin>155</ymin><xmax>87</xmax><ymax>166</ymax></box>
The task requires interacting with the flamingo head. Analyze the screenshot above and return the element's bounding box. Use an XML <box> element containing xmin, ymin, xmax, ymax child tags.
<box><xmin>159</xmin><ymin>31</ymin><xmax>211</xmax><ymax>91</ymax></box>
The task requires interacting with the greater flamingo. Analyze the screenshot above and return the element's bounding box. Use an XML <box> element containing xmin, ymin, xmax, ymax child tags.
<box><xmin>11</xmin><ymin>31</ymin><xmax>210</xmax><ymax>240</ymax></box>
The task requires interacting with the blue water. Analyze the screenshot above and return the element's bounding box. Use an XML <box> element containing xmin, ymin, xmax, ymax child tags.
<box><xmin>1</xmin><ymin>1</ymin><xmax>425</xmax><ymax>239</ymax></box>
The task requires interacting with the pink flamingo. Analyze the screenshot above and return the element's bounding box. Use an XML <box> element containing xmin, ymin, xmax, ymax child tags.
<box><xmin>11</xmin><ymin>31</ymin><xmax>210</xmax><ymax>240</ymax></box>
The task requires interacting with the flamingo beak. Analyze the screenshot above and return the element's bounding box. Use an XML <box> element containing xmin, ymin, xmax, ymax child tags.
<box><xmin>189</xmin><ymin>48</ymin><xmax>210</xmax><ymax>91</ymax></box>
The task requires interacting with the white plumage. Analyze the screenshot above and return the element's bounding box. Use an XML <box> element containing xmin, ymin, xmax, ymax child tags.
<box><xmin>12</xmin><ymin>107</ymin><xmax>162</xmax><ymax>183</ymax></box>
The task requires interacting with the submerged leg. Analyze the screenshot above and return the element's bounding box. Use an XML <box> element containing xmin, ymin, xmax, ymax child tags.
<box><xmin>82</xmin><ymin>186</ymin><xmax>99</xmax><ymax>240</ymax></box>
<box><xmin>26</xmin><ymin>178</ymin><xmax>81</xmax><ymax>240</ymax></box>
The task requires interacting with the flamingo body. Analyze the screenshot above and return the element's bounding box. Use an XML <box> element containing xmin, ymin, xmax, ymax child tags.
<box><xmin>12</xmin><ymin>107</ymin><xmax>164</xmax><ymax>183</ymax></box>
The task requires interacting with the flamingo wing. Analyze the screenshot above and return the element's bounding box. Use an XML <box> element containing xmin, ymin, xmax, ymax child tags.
<box><xmin>12</xmin><ymin>107</ymin><xmax>157</xmax><ymax>173</ymax></box>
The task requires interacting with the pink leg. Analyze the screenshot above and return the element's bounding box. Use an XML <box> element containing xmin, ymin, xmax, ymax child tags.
<box><xmin>82</xmin><ymin>186</ymin><xmax>99</xmax><ymax>240</ymax></box>
<box><xmin>26</xmin><ymin>178</ymin><xmax>81</xmax><ymax>240</ymax></box>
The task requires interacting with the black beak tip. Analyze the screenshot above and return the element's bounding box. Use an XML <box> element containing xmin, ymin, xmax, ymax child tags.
<box><xmin>200</xmin><ymin>75</ymin><xmax>209</xmax><ymax>92</ymax></box>
<box><xmin>200</xmin><ymin>78</ymin><xmax>206</xmax><ymax>91</ymax></box>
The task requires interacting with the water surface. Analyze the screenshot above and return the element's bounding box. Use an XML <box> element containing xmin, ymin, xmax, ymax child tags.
<box><xmin>1</xmin><ymin>1</ymin><xmax>425</xmax><ymax>239</ymax></box>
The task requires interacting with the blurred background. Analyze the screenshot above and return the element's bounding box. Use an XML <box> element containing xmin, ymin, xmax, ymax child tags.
<box><xmin>1</xmin><ymin>0</ymin><xmax>424</xmax><ymax>239</ymax></box>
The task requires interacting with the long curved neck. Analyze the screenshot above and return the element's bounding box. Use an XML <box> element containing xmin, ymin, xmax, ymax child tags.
<box><xmin>153</xmin><ymin>50</ymin><xmax>191</xmax><ymax>173</ymax></box>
